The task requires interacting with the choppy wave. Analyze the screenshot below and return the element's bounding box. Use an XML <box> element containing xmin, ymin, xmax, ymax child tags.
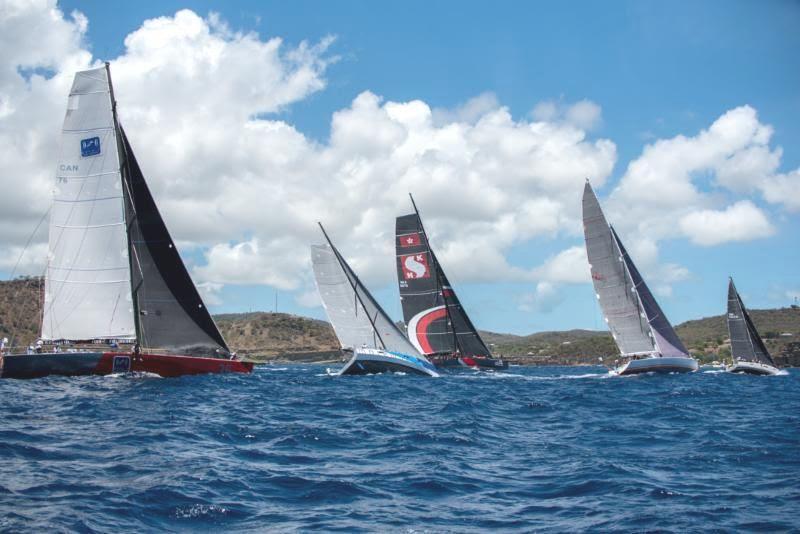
<box><xmin>1</xmin><ymin>365</ymin><xmax>798</xmax><ymax>531</ymax></box>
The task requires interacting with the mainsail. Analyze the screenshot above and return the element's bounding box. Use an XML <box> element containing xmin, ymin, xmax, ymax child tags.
<box><xmin>42</xmin><ymin>67</ymin><xmax>135</xmax><ymax>340</ymax></box>
<box><xmin>311</xmin><ymin>229</ymin><xmax>424</xmax><ymax>358</ymax></box>
<box><xmin>395</xmin><ymin>203</ymin><xmax>491</xmax><ymax>357</ymax></box>
<box><xmin>43</xmin><ymin>65</ymin><xmax>228</xmax><ymax>356</ymax></box>
<box><xmin>582</xmin><ymin>181</ymin><xmax>688</xmax><ymax>357</ymax></box>
<box><xmin>727</xmin><ymin>278</ymin><xmax>775</xmax><ymax>366</ymax></box>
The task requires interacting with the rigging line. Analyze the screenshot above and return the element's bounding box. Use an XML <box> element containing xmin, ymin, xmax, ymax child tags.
<box><xmin>5</xmin><ymin>206</ymin><xmax>50</xmax><ymax>347</ymax></box>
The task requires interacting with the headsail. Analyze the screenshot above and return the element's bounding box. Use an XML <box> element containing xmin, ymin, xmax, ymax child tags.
<box><xmin>119</xmin><ymin>127</ymin><xmax>228</xmax><ymax>355</ymax></box>
<box><xmin>612</xmin><ymin>228</ymin><xmax>689</xmax><ymax>357</ymax></box>
<box><xmin>311</xmin><ymin>229</ymin><xmax>425</xmax><ymax>359</ymax></box>
<box><xmin>42</xmin><ymin>67</ymin><xmax>135</xmax><ymax>341</ymax></box>
<box><xmin>582</xmin><ymin>182</ymin><xmax>654</xmax><ymax>355</ymax></box>
<box><xmin>395</xmin><ymin>205</ymin><xmax>491</xmax><ymax>357</ymax></box>
<box><xmin>727</xmin><ymin>278</ymin><xmax>775</xmax><ymax>366</ymax></box>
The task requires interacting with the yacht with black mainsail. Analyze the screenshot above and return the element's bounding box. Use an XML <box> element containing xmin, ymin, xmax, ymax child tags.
<box><xmin>311</xmin><ymin>224</ymin><xmax>439</xmax><ymax>377</ymax></box>
<box><xmin>395</xmin><ymin>195</ymin><xmax>507</xmax><ymax>370</ymax></box>
<box><xmin>582</xmin><ymin>181</ymin><xmax>698</xmax><ymax>375</ymax></box>
<box><xmin>725</xmin><ymin>278</ymin><xmax>781</xmax><ymax>375</ymax></box>
<box><xmin>0</xmin><ymin>65</ymin><xmax>252</xmax><ymax>379</ymax></box>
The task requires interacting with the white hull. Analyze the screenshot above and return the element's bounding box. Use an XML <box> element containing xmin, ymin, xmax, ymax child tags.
<box><xmin>615</xmin><ymin>356</ymin><xmax>698</xmax><ymax>375</ymax></box>
<box><xmin>726</xmin><ymin>360</ymin><xmax>781</xmax><ymax>376</ymax></box>
<box><xmin>337</xmin><ymin>348</ymin><xmax>439</xmax><ymax>377</ymax></box>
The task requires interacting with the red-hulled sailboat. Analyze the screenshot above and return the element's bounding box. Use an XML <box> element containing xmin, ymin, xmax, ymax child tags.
<box><xmin>0</xmin><ymin>65</ymin><xmax>252</xmax><ymax>379</ymax></box>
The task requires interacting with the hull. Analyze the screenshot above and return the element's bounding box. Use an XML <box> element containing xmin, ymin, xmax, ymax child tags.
<box><xmin>1</xmin><ymin>351</ymin><xmax>253</xmax><ymax>379</ymax></box>
<box><xmin>337</xmin><ymin>348</ymin><xmax>439</xmax><ymax>377</ymax></box>
<box><xmin>726</xmin><ymin>360</ymin><xmax>781</xmax><ymax>376</ymax></box>
<box><xmin>430</xmin><ymin>354</ymin><xmax>509</xmax><ymax>370</ymax></box>
<box><xmin>615</xmin><ymin>356</ymin><xmax>698</xmax><ymax>375</ymax></box>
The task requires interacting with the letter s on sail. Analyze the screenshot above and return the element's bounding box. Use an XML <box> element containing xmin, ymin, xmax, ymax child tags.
<box><xmin>404</xmin><ymin>254</ymin><xmax>428</xmax><ymax>279</ymax></box>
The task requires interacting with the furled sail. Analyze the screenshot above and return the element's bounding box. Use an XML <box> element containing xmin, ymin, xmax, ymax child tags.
<box><xmin>42</xmin><ymin>67</ymin><xmax>135</xmax><ymax>341</ymax></box>
<box><xmin>119</xmin><ymin>127</ymin><xmax>228</xmax><ymax>355</ymax></box>
<box><xmin>582</xmin><ymin>182</ymin><xmax>655</xmax><ymax>355</ymax></box>
<box><xmin>727</xmin><ymin>278</ymin><xmax>775</xmax><ymax>366</ymax></box>
<box><xmin>612</xmin><ymin>228</ymin><xmax>689</xmax><ymax>357</ymax></box>
<box><xmin>395</xmin><ymin>211</ymin><xmax>491</xmax><ymax>357</ymax></box>
<box><xmin>311</xmin><ymin>240</ymin><xmax>424</xmax><ymax>358</ymax></box>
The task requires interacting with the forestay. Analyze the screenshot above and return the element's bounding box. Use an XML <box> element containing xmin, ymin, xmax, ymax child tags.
<box><xmin>42</xmin><ymin>67</ymin><xmax>135</xmax><ymax>341</ymax></box>
<box><xmin>311</xmin><ymin>243</ymin><xmax>422</xmax><ymax>357</ymax></box>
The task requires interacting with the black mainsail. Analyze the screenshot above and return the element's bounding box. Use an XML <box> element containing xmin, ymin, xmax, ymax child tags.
<box><xmin>726</xmin><ymin>278</ymin><xmax>776</xmax><ymax>367</ymax></box>
<box><xmin>395</xmin><ymin>198</ymin><xmax>491</xmax><ymax>357</ymax></box>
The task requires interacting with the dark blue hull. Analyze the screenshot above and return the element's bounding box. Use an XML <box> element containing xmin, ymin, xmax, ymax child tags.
<box><xmin>1</xmin><ymin>352</ymin><xmax>105</xmax><ymax>379</ymax></box>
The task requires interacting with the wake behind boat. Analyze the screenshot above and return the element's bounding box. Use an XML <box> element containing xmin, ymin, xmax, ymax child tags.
<box><xmin>725</xmin><ymin>278</ymin><xmax>781</xmax><ymax>376</ymax></box>
<box><xmin>582</xmin><ymin>181</ymin><xmax>698</xmax><ymax>376</ymax></box>
<box><xmin>311</xmin><ymin>224</ymin><xmax>438</xmax><ymax>377</ymax></box>
<box><xmin>0</xmin><ymin>65</ymin><xmax>251</xmax><ymax>379</ymax></box>
<box><xmin>395</xmin><ymin>195</ymin><xmax>507</xmax><ymax>371</ymax></box>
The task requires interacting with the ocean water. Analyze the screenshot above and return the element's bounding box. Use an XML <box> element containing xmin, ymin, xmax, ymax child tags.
<box><xmin>1</xmin><ymin>365</ymin><xmax>798</xmax><ymax>532</ymax></box>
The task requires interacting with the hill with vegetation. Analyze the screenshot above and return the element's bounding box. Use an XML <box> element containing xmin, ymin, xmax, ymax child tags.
<box><xmin>1</xmin><ymin>278</ymin><xmax>798</xmax><ymax>365</ymax></box>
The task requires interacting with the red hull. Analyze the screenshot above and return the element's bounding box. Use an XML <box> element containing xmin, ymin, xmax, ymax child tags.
<box><xmin>100</xmin><ymin>352</ymin><xmax>253</xmax><ymax>377</ymax></box>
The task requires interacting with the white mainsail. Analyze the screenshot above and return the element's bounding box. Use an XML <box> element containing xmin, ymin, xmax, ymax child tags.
<box><xmin>42</xmin><ymin>67</ymin><xmax>134</xmax><ymax>340</ymax></box>
<box><xmin>311</xmin><ymin>243</ymin><xmax>424</xmax><ymax>358</ymax></box>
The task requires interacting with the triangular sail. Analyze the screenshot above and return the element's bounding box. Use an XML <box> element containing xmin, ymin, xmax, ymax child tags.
<box><xmin>612</xmin><ymin>228</ymin><xmax>689</xmax><ymax>357</ymax></box>
<box><xmin>311</xmin><ymin>242</ymin><xmax>425</xmax><ymax>359</ymax></box>
<box><xmin>119</xmin><ymin>128</ymin><xmax>228</xmax><ymax>355</ymax></box>
<box><xmin>727</xmin><ymin>279</ymin><xmax>775</xmax><ymax>366</ymax></box>
<box><xmin>42</xmin><ymin>67</ymin><xmax>135</xmax><ymax>341</ymax></box>
<box><xmin>582</xmin><ymin>182</ymin><xmax>654</xmax><ymax>355</ymax></box>
<box><xmin>395</xmin><ymin>212</ymin><xmax>491</xmax><ymax>357</ymax></box>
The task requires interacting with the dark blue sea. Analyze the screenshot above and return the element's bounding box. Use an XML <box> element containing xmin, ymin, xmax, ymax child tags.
<box><xmin>1</xmin><ymin>365</ymin><xmax>798</xmax><ymax>532</ymax></box>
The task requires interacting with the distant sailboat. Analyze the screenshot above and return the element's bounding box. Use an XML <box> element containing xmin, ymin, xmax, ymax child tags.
<box><xmin>582</xmin><ymin>181</ymin><xmax>698</xmax><ymax>375</ymax></box>
<box><xmin>311</xmin><ymin>224</ymin><xmax>438</xmax><ymax>377</ymax></box>
<box><xmin>1</xmin><ymin>65</ymin><xmax>252</xmax><ymax>379</ymax></box>
<box><xmin>725</xmin><ymin>278</ymin><xmax>781</xmax><ymax>375</ymax></box>
<box><xmin>395</xmin><ymin>195</ymin><xmax>507</xmax><ymax>370</ymax></box>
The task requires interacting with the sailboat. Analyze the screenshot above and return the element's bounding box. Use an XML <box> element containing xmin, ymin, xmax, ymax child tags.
<box><xmin>0</xmin><ymin>65</ymin><xmax>252</xmax><ymax>379</ymax></box>
<box><xmin>311</xmin><ymin>224</ymin><xmax>438</xmax><ymax>377</ymax></box>
<box><xmin>725</xmin><ymin>278</ymin><xmax>781</xmax><ymax>375</ymax></box>
<box><xmin>582</xmin><ymin>181</ymin><xmax>698</xmax><ymax>375</ymax></box>
<box><xmin>395</xmin><ymin>195</ymin><xmax>507</xmax><ymax>370</ymax></box>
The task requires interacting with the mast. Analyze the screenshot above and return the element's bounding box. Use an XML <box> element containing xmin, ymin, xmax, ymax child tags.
<box><xmin>408</xmin><ymin>193</ymin><xmax>460</xmax><ymax>354</ymax></box>
<box><xmin>106</xmin><ymin>61</ymin><xmax>143</xmax><ymax>346</ymax></box>
<box><xmin>317</xmin><ymin>223</ymin><xmax>386</xmax><ymax>350</ymax></box>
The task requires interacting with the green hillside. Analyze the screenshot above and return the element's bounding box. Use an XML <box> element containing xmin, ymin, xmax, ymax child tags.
<box><xmin>2</xmin><ymin>277</ymin><xmax>798</xmax><ymax>365</ymax></box>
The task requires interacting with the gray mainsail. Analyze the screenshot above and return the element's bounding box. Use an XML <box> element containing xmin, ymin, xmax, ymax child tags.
<box><xmin>582</xmin><ymin>182</ymin><xmax>655</xmax><ymax>355</ymax></box>
<box><xmin>727</xmin><ymin>278</ymin><xmax>775</xmax><ymax>366</ymax></box>
<box><xmin>311</xmin><ymin>229</ymin><xmax>426</xmax><ymax>359</ymax></box>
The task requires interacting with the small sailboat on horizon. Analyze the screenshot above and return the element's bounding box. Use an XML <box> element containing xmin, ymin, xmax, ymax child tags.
<box><xmin>395</xmin><ymin>194</ymin><xmax>507</xmax><ymax>371</ymax></box>
<box><xmin>311</xmin><ymin>224</ymin><xmax>439</xmax><ymax>377</ymax></box>
<box><xmin>582</xmin><ymin>181</ymin><xmax>698</xmax><ymax>375</ymax></box>
<box><xmin>725</xmin><ymin>278</ymin><xmax>781</xmax><ymax>376</ymax></box>
<box><xmin>0</xmin><ymin>65</ymin><xmax>252</xmax><ymax>379</ymax></box>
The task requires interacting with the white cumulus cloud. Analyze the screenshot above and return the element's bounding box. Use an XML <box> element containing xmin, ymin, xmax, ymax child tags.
<box><xmin>679</xmin><ymin>201</ymin><xmax>775</xmax><ymax>246</ymax></box>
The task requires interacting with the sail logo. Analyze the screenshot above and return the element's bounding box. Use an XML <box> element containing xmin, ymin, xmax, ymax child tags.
<box><xmin>80</xmin><ymin>136</ymin><xmax>101</xmax><ymax>157</ymax></box>
<box><xmin>401</xmin><ymin>253</ymin><xmax>430</xmax><ymax>280</ymax></box>
<box><xmin>398</xmin><ymin>233</ymin><xmax>422</xmax><ymax>247</ymax></box>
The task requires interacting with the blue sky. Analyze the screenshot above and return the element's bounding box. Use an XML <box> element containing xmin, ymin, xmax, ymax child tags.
<box><xmin>3</xmin><ymin>1</ymin><xmax>799</xmax><ymax>335</ymax></box>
